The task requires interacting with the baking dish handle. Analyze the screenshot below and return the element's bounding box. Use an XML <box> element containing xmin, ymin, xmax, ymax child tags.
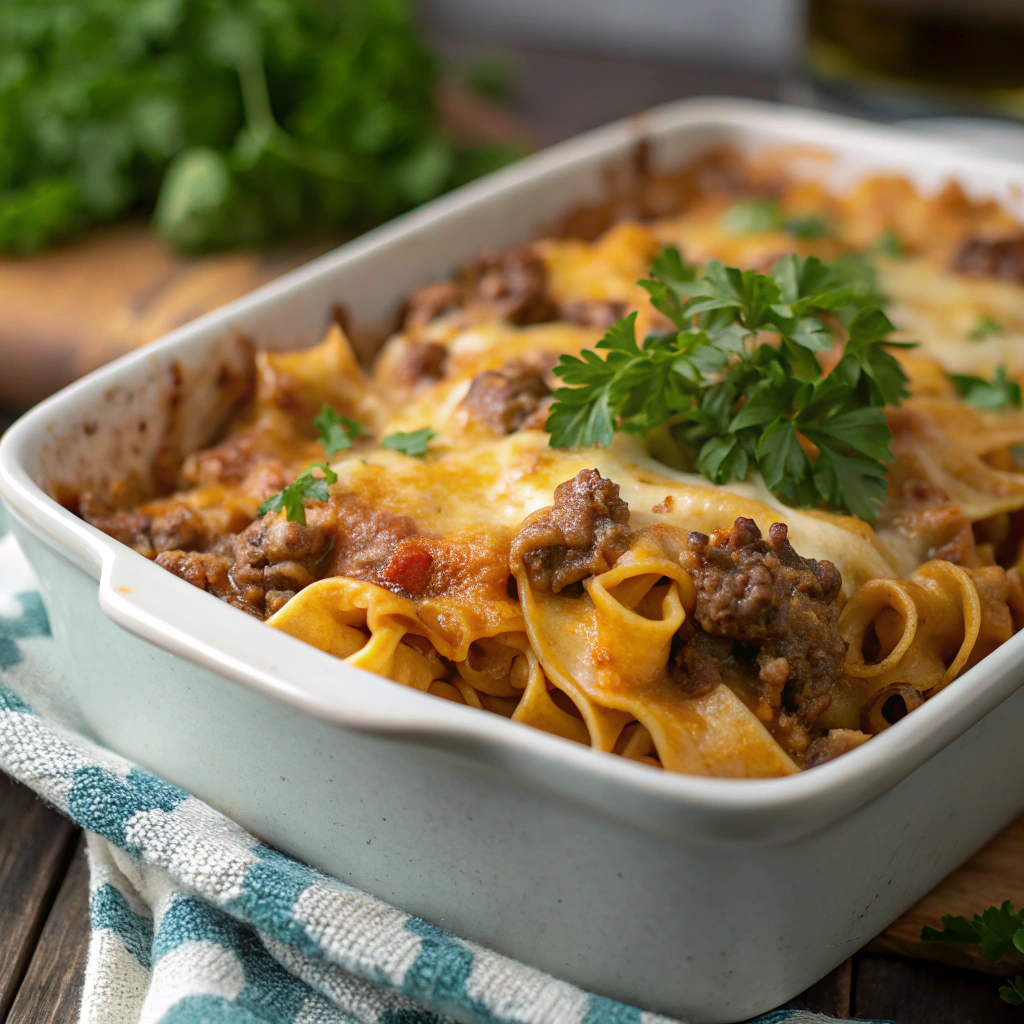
<box><xmin>96</xmin><ymin>547</ymin><xmax>469</xmax><ymax>735</ymax></box>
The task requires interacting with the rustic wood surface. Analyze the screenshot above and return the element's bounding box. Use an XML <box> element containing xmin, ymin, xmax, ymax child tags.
<box><xmin>0</xmin><ymin>224</ymin><xmax>335</xmax><ymax>409</ymax></box>
<box><xmin>6</xmin><ymin>833</ymin><xmax>90</xmax><ymax>1024</ymax></box>
<box><xmin>0</xmin><ymin>776</ymin><xmax>77</xmax><ymax>1020</ymax></box>
<box><xmin>1</xmin><ymin>32</ymin><xmax>1023</xmax><ymax>1024</ymax></box>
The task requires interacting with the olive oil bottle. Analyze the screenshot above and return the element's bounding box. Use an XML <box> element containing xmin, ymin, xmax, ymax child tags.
<box><xmin>804</xmin><ymin>0</ymin><xmax>1024</xmax><ymax>118</ymax></box>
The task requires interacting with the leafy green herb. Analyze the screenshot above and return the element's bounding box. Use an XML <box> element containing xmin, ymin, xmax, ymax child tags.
<box><xmin>969</xmin><ymin>316</ymin><xmax>1006</xmax><ymax>341</ymax></box>
<box><xmin>922</xmin><ymin>902</ymin><xmax>1024</xmax><ymax>1007</ymax></box>
<box><xmin>313</xmin><ymin>405</ymin><xmax>362</xmax><ymax>458</ymax></box>
<box><xmin>721</xmin><ymin>199</ymin><xmax>784</xmax><ymax>235</ymax></box>
<box><xmin>950</xmin><ymin>365</ymin><xmax>1022</xmax><ymax>410</ymax></box>
<box><xmin>1004</xmin><ymin>977</ymin><xmax>1024</xmax><ymax>1007</ymax></box>
<box><xmin>784</xmin><ymin>214</ymin><xmax>831</xmax><ymax>239</ymax></box>
<box><xmin>0</xmin><ymin>0</ymin><xmax>516</xmax><ymax>253</ymax></box>
<box><xmin>826</xmin><ymin>251</ymin><xmax>889</xmax><ymax>312</ymax></box>
<box><xmin>872</xmin><ymin>229</ymin><xmax>904</xmax><ymax>259</ymax></box>
<box><xmin>258</xmin><ymin>463</ymin><xmax>338</xmax><ymax>525</ymax></box>
<box><xmin>547</xmin><ymin>248</ymin><xmax>911</xmax><ymax>521</ymax></box>
<box><xmin>720</xmin><ymin>200</ymin><xmax>832</xmax><ymax>240</ymax></box>
<box><xmin>382</xmin><ymin>427</ymin><xmax>437</xmax><ymax>458</ymax></box>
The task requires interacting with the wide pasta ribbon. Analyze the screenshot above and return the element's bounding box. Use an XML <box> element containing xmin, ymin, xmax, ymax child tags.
<box><xmin>512</xmin><ymin>528</ymin><xmax>799</xmax><ymax>778</ymax></box>
<box><xmin>266</xmin><ymin>576</ymin><xmax>451</xmax><ymax>690</ymax></box>
<box><xmin>840</xmin><ymin>560</ymin><xmax>1015</xmax><ymax>699</ymax></box>
<box><xmin>888</xmin><ymin>400</ymin><xmax>1024</xmax><ymax>521</ymax></box>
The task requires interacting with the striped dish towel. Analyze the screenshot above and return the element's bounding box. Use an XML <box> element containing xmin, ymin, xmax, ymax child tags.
<box><xmin>0</xmin><ymin>528</ymin><xmax>873</xmax><ymax>1024</ymax></box>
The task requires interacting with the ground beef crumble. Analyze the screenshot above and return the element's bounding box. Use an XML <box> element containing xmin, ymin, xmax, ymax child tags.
<box><xmin>456</xmin><ymin>365</ymin><xmax>553</xmax><ymax>435</ymax></box>
<box><xmin>78</xmin><ymin>494</ymin><xmax>155</xmax><ymax>556</ymax></box>
<box><xmin>557</xmin><ymin>298</ymin><xmax>628</xmax><ymax>330</ymax></box>
<box><xmin>461</xmin><ymin>246</ymin><xmax>556</xmax><ymax>325</ymax></box>
<box><xmin>401</xmin><ymin>245</ymin><xmax>556</xmax><ymax>331</ymax></box>
<box><xmin>388</xmin><ymin>340</ymin><xmax>448</xmax><ymax>388</ymax></box>
<box><xmin>132</xmin><ymin>488</ymin><xmax>482</xmax><ymax>614</ymax></box>
<box><xmin>510</xmin><ymin>469</ymin><xmax>631</xmax><ymax>593</ymax></box>
<box><xmin>951</xmin><ymin>232</ymin><xmax>1024</xmax><ymax>284</ymax></box>
<box><xmin>803</xmin><ymin>728</ymin><xmax>870</xmax><ymax>768</ymax></box>
<box><xmin>401</xmin><ymin>283</ymin><xmax>464</xmax><ymax>332</ymax></box>
<box><xmin>674</xmin><ymin>517</ymin><xmax>847</xmax><ymax>759</ymax></box>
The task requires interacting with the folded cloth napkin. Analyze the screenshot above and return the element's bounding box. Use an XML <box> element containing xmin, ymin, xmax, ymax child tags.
<box><xmin>0</xmin><ymin>529</ymin><xmax>872</xmax><ymax>1024</ymax></box>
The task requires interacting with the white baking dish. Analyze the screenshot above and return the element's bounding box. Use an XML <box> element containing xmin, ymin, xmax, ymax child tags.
<box><xmin>4</xmin><ymin>98</ymin><xmax>1024</xmax><ymax>1023</ymax></box>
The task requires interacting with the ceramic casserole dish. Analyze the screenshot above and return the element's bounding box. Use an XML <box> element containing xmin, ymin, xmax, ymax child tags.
<box><xmin>4</xmin><ymin>99</ymin><xmax>1024</xmax><ymax>1023</ymax></box>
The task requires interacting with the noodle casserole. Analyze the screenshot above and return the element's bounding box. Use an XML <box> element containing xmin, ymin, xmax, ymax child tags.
<box><xmin>71</xmin><ymin>146</ymin><xmax>1024</xmax><ymax>778</ymax></box>
<box><xmin>7</xmin><ymin>101</ymin><xmax>1024</xmax><ymax>1021</ymax></box>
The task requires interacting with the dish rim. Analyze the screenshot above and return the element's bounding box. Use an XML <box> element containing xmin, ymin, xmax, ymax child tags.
<box><xmin>4</xmin><ymin>96</ymin><xmax>1024</xmax><ymax>839</ymax></box>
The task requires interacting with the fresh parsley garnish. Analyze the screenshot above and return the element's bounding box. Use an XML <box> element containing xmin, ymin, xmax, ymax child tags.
<box><xmin>0</xmin><ymin>2</ymin><xmax>518</xmax><ymax>254</ymax></box>
<box><xmin>313</xmin><ymin>404</ymin><xmax>362</xmax><ymax>458</ymax></box>
<box><xmin>969</xmin><ymin>316</ymin><xmax>1006</xmax><ymax>341</ymax></box>
<box><xmin>826</xmin><ymin>251</ymin><xmax>889</xmax><ymax>312</ymax></box>
<box><xmin>546</xmin><ymin>248</ymin><xmax>911</xmax><ymax>521</ymax></box>
<box><xmin>720</xmin><ymin>199</ymin><xmax>832</xmax><ymax>240</ymax></box>
<box><xmin>872</xmin><ymin>229</ymin><xmax>904</xmax><ymax>259</ymax></box>
<box><xmin>381</xmin><ymin>427</ymin><xmax>437</xmax><ymax>458</ymax></box>
<box><xmin>258</xmin><ymin>463</ymin><xmax>338</xmax><ymax>525</ymax></box>
<box><xmin>922</xmin><ymin>901</ymin><xmax>1024</xmax><ymax>1006</ymax></box>
<box><xmin>950</xmin><ymin>365</ymin><xmax>1022</xmax><ymax>410</ymax></box>
<box><xmin>721</xmin><ymin>198</ymin><xmax>784</xmax><ymax>235</ymax></box>
<box><xmin>785</xmin><ymin>213</ymin><xmax>831</xmax><ymax>239</ymax></box>
<box><xmin>1006</xmin><ymin>979</ymin><xmax>1024</xmax><ymax>1009</ymax></box>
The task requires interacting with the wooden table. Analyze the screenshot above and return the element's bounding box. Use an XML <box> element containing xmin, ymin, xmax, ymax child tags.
<box><xmin>1</xmin><ymin>33</ymin><xmax>1022</xmax><ymax>1024</ymax></box>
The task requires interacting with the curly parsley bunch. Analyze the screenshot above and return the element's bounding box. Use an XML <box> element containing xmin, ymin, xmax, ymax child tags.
<box><xmin>546</xmin><ymin>248</ymin><xmax>914</xmax><ymax>521</ymax></box>
<box><xmin>0</xmin><ymin>0</ymin><xmax>517</xmax><ymax>253</ymax></box>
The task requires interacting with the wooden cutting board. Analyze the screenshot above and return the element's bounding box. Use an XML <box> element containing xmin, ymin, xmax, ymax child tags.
<box><xmin>0</xmin><ymin>223</ymin><xmax>337</xmax><ymax>408</ymax></box>
<box><xmin>0</xmin><ymin>88</ymin><xmax>1019</xmax><ymax>978</ymax></box>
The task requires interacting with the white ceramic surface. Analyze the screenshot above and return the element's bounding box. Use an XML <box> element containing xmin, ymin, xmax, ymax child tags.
<box><xmin>3</xmin><ymin>99</ymin><xmax>1024</xmax><ymax>1022</ymax></box>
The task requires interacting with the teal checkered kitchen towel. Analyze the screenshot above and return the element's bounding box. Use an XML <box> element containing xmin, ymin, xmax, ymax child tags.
<box><xmin>0</xmin><ymin>528</ymin><xmax>869</xmax><ymax>1024</ymax></box>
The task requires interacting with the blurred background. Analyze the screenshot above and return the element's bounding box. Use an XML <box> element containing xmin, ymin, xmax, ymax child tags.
<box><xmin>2</xmin><ymin>0</ymin><xmax>1024</xmax><ymax>422</ymax></box>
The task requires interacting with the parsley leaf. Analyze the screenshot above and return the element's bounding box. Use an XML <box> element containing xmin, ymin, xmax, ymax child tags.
<box><xmin>950</xmin><ymin>366</ymin><xmax>1022</xmax><ymax>411</ymax></box>
<box><xmin>547</xmin><ymin>249</ymin><xmax>910</xmax><ymax>520</ymax></box>
<box><xmin>258</xmin><ymin>463</ymin><xmax>338</xmax><ymax>526</ymax></box>
<box><xmin>827</xmin><ymin>252</ymin><xmax>889</xmax><ymax>312</ymax></box>
<box><xmin>1002</xmin><ymin>977</ymin><xmax>1024</xmax><ymax>1007</ymax></box>
<box><xmin>969</xmin><ymin>316</ymin><xmax>1006</xmax><ymax>341</ymax></box>
<box><xmin>872</xmin><ymin>229</ymin><xmax>904</xmax><ymax>259</ymax></box>
<box><xmin>784</xmin><ymin>213</ymin><xmax>831</xmax><ymax>239</ymax></box>
<box><xmin>382</xmin><ymin>427</ymin><xmax>437</xmax><ymax>458</ymax></box>
<box><xmin>638</xmin><ymin>247</ymin><xmax>697</xmax><ymax>328</ymax></box>
<box><xmin>721</xmin><ymin>198</ymin><xmax>783</xmax><ymax>235</ymax></box>
<box><xmin>313</xmin><ymin>404</ymin><xmax>362</xmax><ymax>458</ymax></box>
<box><xmin>720</xmin><ymin>200</ymin><xmax>832</xmax><ymax>240</ymax></box>
<box><xmin>922</xmin><ymin>901</ymin><xmax>1024</xmax><ymax>1006</ymax></box>
<box><xmin>545</xmin><ymin>314</ymin><xmax>640</xmax><ymax>448</ymax></box>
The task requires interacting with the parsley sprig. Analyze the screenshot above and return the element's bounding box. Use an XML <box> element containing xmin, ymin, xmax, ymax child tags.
<box><xmin>546</xmin><ymin>248</ymin><xmax>912</xmax><ymax>521</ymax></box>
<box><xmin>314</xmin><ymin>404</ymin><xmax>362</xmax><ymax>458</ymax></box>
<box><xmin>950</xmin><ymin>366</ymin><xmax>1022</xmax><ymax>411</ymax></box>
<box><xmin>721</xmin><ymin>198</ymin><xmax>831</xmax><ymax>239</ymax></box>
<box><xmin>922</xmin><ymin>901</ymin><xmax>1024</xmax><ymax>1007</ymax></box>
<box><xmin>382</xmin><ymin>427</ymin><xmax>437</xmax><ymax>458</ymax></box>
<box><xmin>258</xmin><ymin>464</ymin><xmax>337</xmax><ymax>526</ymax></box>
<box><xmin>969</xmin><ymin>316</ymin><xmax>1006</xmax><ymax>342</ymax></box>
